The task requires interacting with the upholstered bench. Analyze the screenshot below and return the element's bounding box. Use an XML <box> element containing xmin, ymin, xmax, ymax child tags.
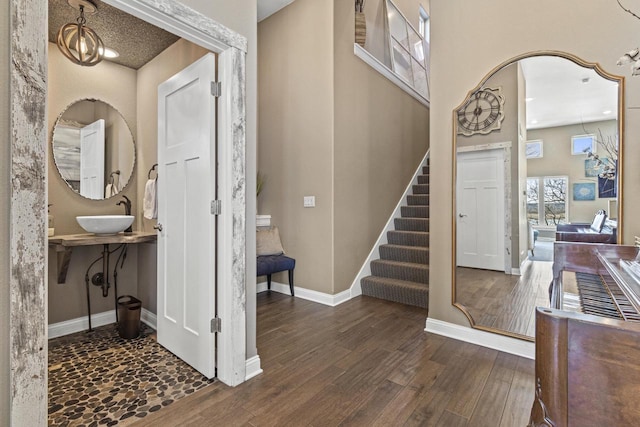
<box><xmin>256</xmin><ymin>226</ymin><xmax>295</xmax><ymax>296</ymax></box>
<box><xmin>257</xmin><ymin>254</ymin><xmax>295</xmax><ymax>296</ymax></box>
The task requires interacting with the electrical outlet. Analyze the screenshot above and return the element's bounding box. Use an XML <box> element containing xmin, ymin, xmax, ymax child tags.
<box><xmin>303</xmin><ymin>196</ymin><xmax>315</xmax><ymax>208</ymax></box>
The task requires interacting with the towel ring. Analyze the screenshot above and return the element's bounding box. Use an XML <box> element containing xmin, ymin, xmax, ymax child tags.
<box><xmin>148</xmin><ymin>164</ymin><xmax>158</xmax><ymax>179</ymax></box>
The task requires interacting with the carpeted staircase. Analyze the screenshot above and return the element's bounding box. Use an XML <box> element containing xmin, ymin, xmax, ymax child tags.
<box><xmin>360</xmin><ymin>161</ymin><xmax>429</xmax><ymax>309</ymax></box>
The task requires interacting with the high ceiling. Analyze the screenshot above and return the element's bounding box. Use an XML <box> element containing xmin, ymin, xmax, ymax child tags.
<box><xmin>48</xmin><ymin>0</ymin><xmax>179</xmax><ymax>69</ymax></box>
<box><xmin>258</xmin><ymin>0</ymin><xmax>296</xmax><ymax>21</ymax></box>
<box><xmin>520</xmin><ymin>56</ymin><xmax>619</xmax><ymax>130</ymax></box>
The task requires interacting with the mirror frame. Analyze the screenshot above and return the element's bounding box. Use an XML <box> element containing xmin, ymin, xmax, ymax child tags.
<box><xmin>451</xmin><ymin>50</ymin><xmax>625</xmax><ymax>341</ymax></box>
<box><xmin>51</xmin><ymin>98</ymin><xmax>137</xmax><ymax>200</ymax></box>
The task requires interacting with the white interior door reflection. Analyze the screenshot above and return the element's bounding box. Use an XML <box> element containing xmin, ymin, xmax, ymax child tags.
<box><xmin>79</xmin><ymin>119</ymin><xmax>105</xmax><ymax>199</ymax></box>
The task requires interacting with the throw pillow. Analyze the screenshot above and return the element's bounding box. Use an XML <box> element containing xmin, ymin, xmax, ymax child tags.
<box><xmin>257</xmin><ymin>226</ymin><xmax>285</xmax><ymax>256</ymax></box>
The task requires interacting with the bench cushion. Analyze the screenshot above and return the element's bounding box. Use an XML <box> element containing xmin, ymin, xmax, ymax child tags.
<box><xmin>257</xmin><ymin>255</ymin><xmax>295</xmax><ymax>276</ymax></box>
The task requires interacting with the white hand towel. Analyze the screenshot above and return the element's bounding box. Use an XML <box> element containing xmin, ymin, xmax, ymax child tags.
<box><xmin>143</xmin><ymin>178</ymin><xmax>157</xmax><ymax>219</ymax></box>
<box><xmin>105</xmin><ymin>184</ymin><xmax>117</xmax><ymax>198</ymax></box>
<box><xmin>105</xmin><ymin>181</ymin><xmax>120</xmax><ymax>198</ymax></box>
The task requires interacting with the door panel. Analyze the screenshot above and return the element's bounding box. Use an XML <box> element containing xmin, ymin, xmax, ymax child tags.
<box><xmin>79</xmin><ymin>119</ymin><xmax>105</xmax><ymax>199</ymax></box>
<box><xmin>157</xmin><ymin>53</ymin><xmax>217</xmax><ymax>379</ymax></box>
<box><xmin>457</xmin><ymin>149</ymin><xmax>505</xmax><ymax>271</ymax></box>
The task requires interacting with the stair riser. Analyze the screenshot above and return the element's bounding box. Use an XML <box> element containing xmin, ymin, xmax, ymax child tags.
<box><xmin>412</xmin><ymin>184</ymin><xmax>429</xmax><ymax>194</ymax></box>
<box><xmin>407</xmin><ymin>195</ymin><xmax>429</xmax><ymax>206</ymax></box>
<box><xmin>401</xmin><ymin>206</ymin><xmax>428</xmax><ymax>218</ymax></box>
<box><xmin>417</xmin><ymin>175</ymin><xmax>429</xmax><ymax>184</ymax></box>
<box><xmin>395</xmin><ymin>218</ymin><xmax>429</xmax><ymax>232</ymax></box>
<box><xmin>380</xmin><ymin>246</ymin><xmax>429</xmax><ymax>264</ymax></box>
<box><xmin>371</xmin><ymin>261</ymin><xmax>428</xmax><ymax>283</ymax></box>
<box><xmin>361</xmin><ymin>279</ymin><xmax>428</xmax><ymax>309</ymax></box>
<box><xmin>422</xmin><ymin>166</ymin><xmax>429</xmax><ymax>175</ymax></box>
<box><xmin>387</xmin><ymin>231</ymin><xmax>429</xmax><ymax>247</ymax></box>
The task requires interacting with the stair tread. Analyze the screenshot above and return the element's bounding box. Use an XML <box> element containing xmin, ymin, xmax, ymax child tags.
<box><xmin>372</xmin><ymin>259</ymin><xmax>429</xmax><ymax>269</ymax></box>
<box><xmin>389</xmin><ymin>230</ymin><xmax>429</xmax><ymax>235</ymax></box>
<box><xmin>381</xmin><ymin>243</ymin><xmax>429</xmax><ymax>252</ymax></box>
<box><xmin>362</xmin><ymin>275</ymin><xmax>428</xmax><ymax>289</ymax></box>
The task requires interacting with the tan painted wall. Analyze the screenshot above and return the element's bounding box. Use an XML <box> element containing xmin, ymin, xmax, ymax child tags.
<box><xmin>429</xmin><ymin>0</ymin><xmax>640</xmax><ymax>329</ymax></box>
<box><xmin>1</xmin><ymin>0</ymin><xmax>9</xmax><ymax>422</ymax></box>
<box><xmin>135</xmin><ymin>39</ymin><xmax>209</xmax><ymax>313</ymax></box>
<box><xmin>528</xmin><ymin>120</ymin><xmax>617</xmax><ymax>224</ymax></box>
<box><xmin>334</xmin><ymin>0</ymin><xmax>430</xmax><ymax>292</ymax></box>
<box><xmin>47</xmin><ymin>42</ymin><xmax>140</xmax><ymax>323</ymax></box>
<box><xmin>257</xmin><ymin>0</ymin><xmax>335</xmax><ymax>294</ymax></box>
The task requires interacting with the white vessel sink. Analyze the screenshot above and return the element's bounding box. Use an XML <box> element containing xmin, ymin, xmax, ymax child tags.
<box><xmin>76</xmin><ymin>215</ymin><xmax>134</xmax><ymax>235</ymax></box>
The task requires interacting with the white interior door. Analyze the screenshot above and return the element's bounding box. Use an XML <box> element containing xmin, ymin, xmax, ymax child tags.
<box><xmin>457</xmin><ymin>149</ymin><xmax>505</xmax><ymax>271</ymax></box>
<box><xmin>79</xmin><ymin>119</ymin><xmax>105</xmax><ymax>199</ymax></box>
<box><xmin>157</xmin><ymin>53</ymin><xmax>217</xmax><ymax>379</ymax></box>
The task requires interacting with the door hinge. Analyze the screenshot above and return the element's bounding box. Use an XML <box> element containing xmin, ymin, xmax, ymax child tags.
<box><xmin>211</xmin><ymin>200</ymin><xmax>222</xmax><ymax>215</ymax></box>
<box><xmin>211</xmin><ymin>317</ymin><xmax>221</xmax><ymax>333</ymax></box>
<box><xmin>211</xmin><ymin>81</ymin><xmax>222</xmax><ymax>97</ymax></box>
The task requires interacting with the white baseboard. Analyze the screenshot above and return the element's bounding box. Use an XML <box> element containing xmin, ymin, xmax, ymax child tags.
<box><xmin>245</xmin><ymin>355</ymin><xmax>263</xmax><ymax>381</ymax></box>
<box><xmin>425</xmin><ymin>317</ymin><xmax>534</xmax><ymax>359</ymax></box>
<box><xmin>141</xmin><ymin>308</ymin><xmax>157</xmax><ymax>329</ymax></box>
<box><xmin>257</xmin><ymin>281</ymin><xmax>353</xmax><ymax>307</ymax></box>
<box><xmin>49</xmin><ymin>308</ymin><xmax>158</xmax><ymax>339</ymax></box>
<box><xmin>48</xmin><ymin>310</ymin><xmax>116</xmax><ymax>339</ymax></box>
<box><xmin>348</xmin><ymin>151</ymin><xmax>430</xmax><ymax>297</ymax></box>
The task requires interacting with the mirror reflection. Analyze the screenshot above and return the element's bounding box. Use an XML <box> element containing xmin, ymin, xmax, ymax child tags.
<box><xmin>52</xmin><ymin>99</ymin><xmax>135</xmax><ymax>200</ymax></box>
<box><xmin>453</xmin><ymin>53</ymin><xmax>622</xmax><ymax>340</ymax></box>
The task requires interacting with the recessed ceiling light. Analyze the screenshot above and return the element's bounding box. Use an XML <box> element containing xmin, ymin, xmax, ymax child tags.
<box><xmin>531</xmin><ymin>119</ymin><xmax>538</xmax><ymax>124</ymax></box>
<box><xmin>99</xmin><ymin>47</ymin><xmax>119</xmax><ymax>58</ymax></box>
<box><xmin>602</xmin><ymin>110</ymin><xmax>612</xmax><ymax>115</ymax></box>
<box><xmin>525</xmin><ymin>97</ymin><xmax>534</xmax><ymax>102</ymax></box>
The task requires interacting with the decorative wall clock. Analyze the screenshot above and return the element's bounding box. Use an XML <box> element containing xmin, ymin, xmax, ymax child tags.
<box><xmin>456</xmin><ymin>87</ymin><xmax>505</xmax><ymax>136</ymax></box>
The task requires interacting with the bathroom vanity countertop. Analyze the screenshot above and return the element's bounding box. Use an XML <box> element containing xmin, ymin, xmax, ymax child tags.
<box><xmin>49</xmin><ymin>231</ymin><xmax>157</xmax><ymax>247</ymax></box>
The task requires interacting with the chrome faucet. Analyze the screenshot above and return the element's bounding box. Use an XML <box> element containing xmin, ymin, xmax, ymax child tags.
<box><xmin>116</xmin><ymin>195</ymin><xmax>133</xmax><ymax>232</ymax></box>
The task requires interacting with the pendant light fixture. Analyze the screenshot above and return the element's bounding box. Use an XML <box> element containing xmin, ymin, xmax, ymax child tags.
<box><xmin>57</xmin><ymin>0</ymin><xmax>104</xmax><ymax>66</ymax></box>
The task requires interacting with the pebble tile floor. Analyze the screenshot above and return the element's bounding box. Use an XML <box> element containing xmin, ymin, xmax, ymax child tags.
<box><xmin>48</xmin><ymin>324</ymin><xmax>214</xmax><ymax>426</ymax></box>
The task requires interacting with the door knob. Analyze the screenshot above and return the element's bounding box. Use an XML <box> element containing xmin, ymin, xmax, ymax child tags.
<box><xmin>459</xmin><ymin>213</ymin><xmax>467</xmax><ymax>218</ymax></box>
<box><xmin>154</xmin><ymin>223</ymin><xmax>163</xmax><ymax>231</ymax></box>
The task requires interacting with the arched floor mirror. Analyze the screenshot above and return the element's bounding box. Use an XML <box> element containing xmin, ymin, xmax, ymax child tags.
<box><xmin>451</xmin><ymin>51</ymin><xmax>624</xmax><ymax>341</ymax></box>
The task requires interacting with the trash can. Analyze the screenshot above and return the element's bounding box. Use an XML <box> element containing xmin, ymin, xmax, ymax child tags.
<box><xmin>117</xmin><ymin>295</ymin><xmax>142</xmax><ymax>339</ymax></box>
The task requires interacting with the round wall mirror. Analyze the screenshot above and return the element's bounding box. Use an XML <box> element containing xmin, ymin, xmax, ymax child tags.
<box><xmin>52</xmin><ymin>99</ymin><xmax>136</xmax><ymax>200</ymax></box>
<box><xmin>452</xmin><ymin>51</ymin><xmax>623</xmax><ymax>341</ymax></box>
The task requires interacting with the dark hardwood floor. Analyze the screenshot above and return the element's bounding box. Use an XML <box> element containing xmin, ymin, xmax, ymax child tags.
<box><xmin>456</xmin><ymin>261</ymin><xmax>551</xmax><ymax>338</ymax></box>
<box><xmin>132</xmin><ymin>292</ymin><xmax>534</xmax><ymax>426</ymax></box>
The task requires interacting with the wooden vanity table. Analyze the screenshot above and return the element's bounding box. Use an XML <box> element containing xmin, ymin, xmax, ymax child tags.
<box><xmin>49</xmin><ymin>231</ymin><xmax>157</xmax><ymax>284</ymax></box>
<box><xmin>49</xmin><ymin>231</ymin><xmax>157</xmax><ymax>330</ymax></box>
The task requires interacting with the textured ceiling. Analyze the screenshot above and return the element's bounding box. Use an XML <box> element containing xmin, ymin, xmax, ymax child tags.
<box><xmin>48</xmin><ymin>0</ymin><xmax>180</xmax><ymax>69</ymax></box>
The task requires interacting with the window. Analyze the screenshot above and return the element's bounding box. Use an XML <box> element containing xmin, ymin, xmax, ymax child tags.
<box><xmin>525</xmin><ymin>140</ymin><xmax>543</xmax><ymax>159</ymax></box>
<box><xmin>385</xmin><ymin>0</ymin><xmax>430</xmax><ymax>100</ymax></box>
<box><xmin>527</xmin><ymin>176</ymin><xmax>569</xmax><ymax>226</ymax></box>
<box><xmin>571</xmin><ymin>134</ymin><xmax>596</xmax><ymax>155</ymax></box>
<box><xmin>419</xmin><ymin>7</ymin><xmax>430</xmax><ymax>41</ymax></box>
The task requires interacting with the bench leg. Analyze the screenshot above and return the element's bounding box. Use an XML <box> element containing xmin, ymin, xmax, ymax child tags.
<box><xmin>288</xmin><ymin>269</ymin><xmax>294</xmax><ymax>296</ymax></box>
<box><xmin>267</xmin><ymin>274</ymin><xmax>272</xmax><ymax>291</ymax></box>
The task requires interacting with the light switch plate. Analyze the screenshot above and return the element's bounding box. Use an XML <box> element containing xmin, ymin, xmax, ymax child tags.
<box><xmin>304</xmin><ymin>196</ymin><xmax>315</xmax><ymax>208</ymax></box>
